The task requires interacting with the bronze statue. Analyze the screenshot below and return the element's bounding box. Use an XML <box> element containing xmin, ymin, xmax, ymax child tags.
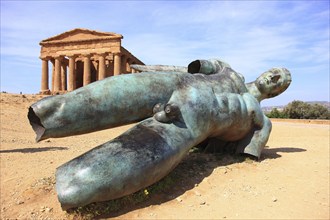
<box><xmin>28</xmin><ymin>59</ymin><xmax>291</xmax><ymax>210</ymax></box>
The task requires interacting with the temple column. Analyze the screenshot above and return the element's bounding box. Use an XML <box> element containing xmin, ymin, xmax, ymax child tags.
<box><xmin>40</xmin><ymin>58</ymin><xmax>50</xmax><ymax>94</ymax></box>
<box><xmin>50</xmin><ymin>59</ymin><xmax>55</xmax><ymax>92</ymax></box>
<box><xmin>126</xmin><ymin>59</ymin><xmax>131</xmax><ymax>73</ymax></box>
<box><xmin>83</xmin><ymin>55</ymin><xmax>91</xmax><ymax>86</ymax></box>
<box><xmin>113</xmin><ymin>53</ymin><xmax>121</xmax><ymax>76</ymax></box>
<box><xmin>54</xmin><ymin>56</ymin><xmax>62</xmax><ymax>93</ymax></box>
<box><xmin>61</xmin><ymin>62</ymin><xmax>67</xmax><ymax>91</ymax></box>
<box><xmin>132</xmin><ymin>67</ymin><xmax>137</xmax><ymax>73</ymax></box>
<box><xmin>98</xmin><ymin>53</ymin><xmax>106</xmax><ymax>80</ymax></box>
<box><xmin>68</xmin><ymin>56</ymin><xmax>76</xmax><ymax>91</ymax></box>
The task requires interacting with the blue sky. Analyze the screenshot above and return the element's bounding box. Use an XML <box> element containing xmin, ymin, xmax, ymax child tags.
<box><xmin>1</xmin><ymin>1</ymin><xmax>329</xmax><ymax>106</ymax></box>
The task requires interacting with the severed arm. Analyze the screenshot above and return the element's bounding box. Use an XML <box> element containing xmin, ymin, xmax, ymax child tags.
<box><xmin>236</xmin><ymin>114</ymin><xmax>272</xmax><ymax>159</ymax></box>
<box><xmin>131</xmin><ymin>64</ymin><xmax>187</xmax><ymax>73</ymax></box>
<box><xmin>131</xmin><ymin>59</ymin><xmax>232</xmax><ymax>75</ymax></box>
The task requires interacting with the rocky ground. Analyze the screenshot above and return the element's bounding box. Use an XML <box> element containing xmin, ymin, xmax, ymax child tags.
<box><xmin>0</xmin><ymin>93</ymin><xmax>329</xmax><ymax>219</ymax></box>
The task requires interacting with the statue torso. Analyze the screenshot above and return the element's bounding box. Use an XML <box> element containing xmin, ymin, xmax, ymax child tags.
<box><xmin>169</xmin><ymin>69</ymin><xmax>263</xmax><ymax>142</ymax></box>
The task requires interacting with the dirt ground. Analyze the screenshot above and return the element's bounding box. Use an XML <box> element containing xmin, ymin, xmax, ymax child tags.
<box><xmin>0</xmin><ymin>93</ymin><xmax>329</xmax><ymax>219</ymax></box>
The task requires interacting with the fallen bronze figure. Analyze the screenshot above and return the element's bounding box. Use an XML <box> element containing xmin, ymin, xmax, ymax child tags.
<box><xmin>28</xmin><ymin>59</ymin><xmax>291</xmax><ymax>210</ymax></box>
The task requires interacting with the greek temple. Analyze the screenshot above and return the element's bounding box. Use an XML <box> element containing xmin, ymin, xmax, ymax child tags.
<box><xmin>39</xmin><ymin>28</ymin><xmax>144</xmax><ymax>94</ymax></box>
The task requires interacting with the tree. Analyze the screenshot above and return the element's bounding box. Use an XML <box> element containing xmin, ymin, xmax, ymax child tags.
<box><xmin>266</xmin><ymin>108</ymin><xmax>287</xmax><ymax>118</ymax></box>
<box><xmin>283</xmin><ymin>101</ymin><xmax>305</xmax><ymax>119</ymax></box>
<box><xmin>283</xmin><ymin>100</ymin><xmax>330</xmax><ymax>119</ymax></box>
<box><xmin>307</xmin><ymin>104</ymin><xmax>330</xmax><ymax>119</ymax></box>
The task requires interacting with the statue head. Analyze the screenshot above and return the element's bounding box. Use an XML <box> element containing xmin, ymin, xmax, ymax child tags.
<box><xmin>256</xmin><ymin>67</ymin><xmax>292</xmax><ymax>99</ymax></box>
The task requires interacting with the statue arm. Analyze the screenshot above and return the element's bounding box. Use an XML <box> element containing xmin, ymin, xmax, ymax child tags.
<box><xmin>236</xmin><ymin>112</ymin><xmax>272</xmax><ymax>159</ymax></box>
<box><xmin>187</xmin><ymin>59</ymin><xmax>231</xmax><ymax>74</ymax></box>
<box><xmin>131</xmin><ymin>64</ymin><xmax>187</xmax><ymax>73</ymax></box>
<box><xmin>131</xmin><ymin>59</ymin><xmax>232</xmax><ymax>75</ymax></box>
<box><xmin>235</xmin><ymin>93</ymin><xmax>272</xmax><ymax>159</ymax></box>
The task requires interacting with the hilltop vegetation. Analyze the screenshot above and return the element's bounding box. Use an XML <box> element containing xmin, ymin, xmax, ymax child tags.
<box><xmin>266</xmin><ymin>100</ymin><xmax>330</xmax><ymax>119</ymax></box>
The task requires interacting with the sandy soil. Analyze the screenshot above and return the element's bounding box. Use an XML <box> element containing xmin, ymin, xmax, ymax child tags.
<box><xmin>0</xmin><ymin>93</ymin><xmax>329</xmax><ymax>219</ymax></box>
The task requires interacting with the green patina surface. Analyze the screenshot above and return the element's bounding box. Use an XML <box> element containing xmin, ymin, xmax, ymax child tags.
<box><xmin>28</xmin><ymin>59</ymin><xmax>291</xmax><ymax>210</ymax></box>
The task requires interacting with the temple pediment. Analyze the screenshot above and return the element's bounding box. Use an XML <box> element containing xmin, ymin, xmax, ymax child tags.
<box><xmin>40</xmin><ymin>28</ymin><xmax>123</xmax><ymax>44</ymax></box>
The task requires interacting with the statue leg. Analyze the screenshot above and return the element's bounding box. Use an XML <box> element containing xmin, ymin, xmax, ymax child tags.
<box><xmin>55</xmin><ymin>118</ymin><xmax>195</xmax><ymax>210</ymax></box>
<box><xmin>28</xmin><ymin>72</ymin><xmax>180</xmax><ymax>142</ymax></box>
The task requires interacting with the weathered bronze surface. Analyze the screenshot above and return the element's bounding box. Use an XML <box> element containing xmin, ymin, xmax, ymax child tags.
<box><xmin>28</xmin><ymin>72</ymin><xmax>180</xmax><ymax>141</ymax></box>
<box><xmin>28</xmin><ymin>59</ymin><xmax>291</xmax><ymax>210</ymax></box>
